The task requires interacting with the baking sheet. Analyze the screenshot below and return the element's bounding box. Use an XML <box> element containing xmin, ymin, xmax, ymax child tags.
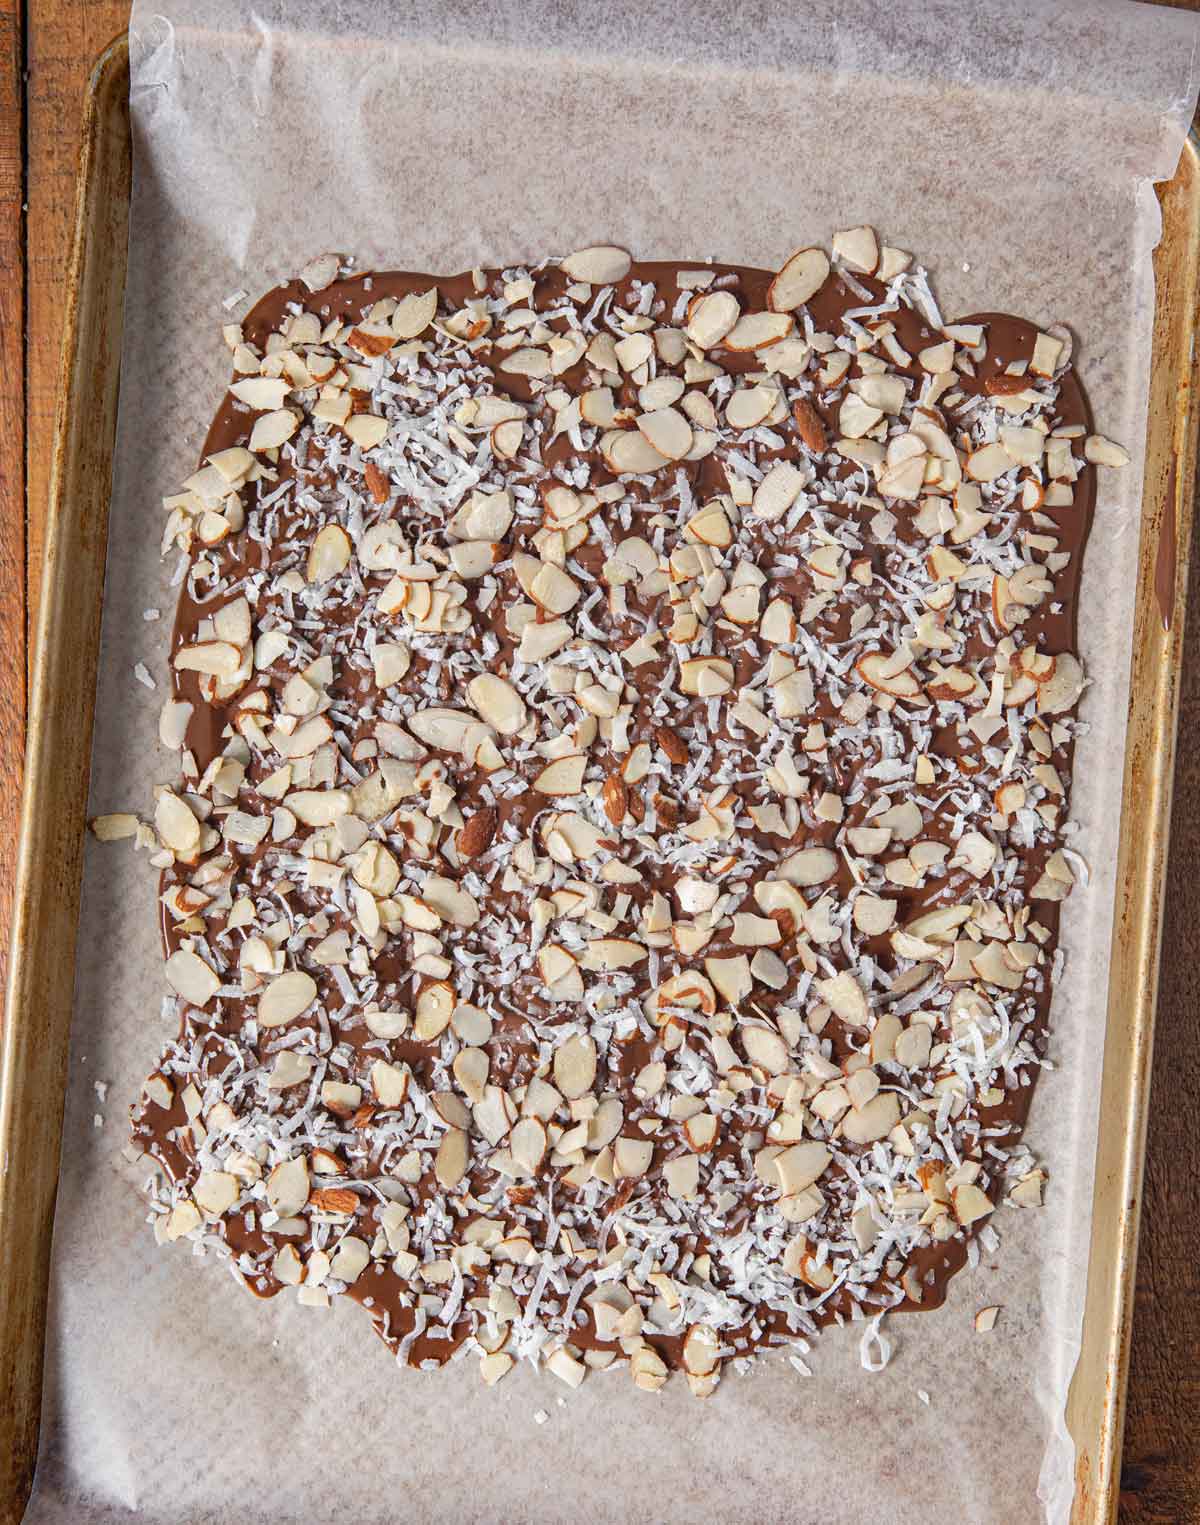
<box><xmin>26</xmin><ymin>3</ymin><xmax>1200</xmax><ymax>1521</ymax></box>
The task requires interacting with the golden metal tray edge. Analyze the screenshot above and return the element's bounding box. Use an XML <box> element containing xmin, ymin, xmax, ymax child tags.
<box><xmin>0</xmin><ymin>35</ymin><xmax>130</xmax><ymax>1525</ymax></box>
<box><xmin>0</xmin><ymin>34</ymin><xmax>1195</xmax><ymax>1525</ymax></box>
<box><xmin>1066</xmin><ymin>134</ymin><xmax>1200</xmax><ymax>1521</ymax></box>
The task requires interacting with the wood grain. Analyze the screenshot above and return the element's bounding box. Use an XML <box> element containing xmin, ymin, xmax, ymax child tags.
<box><xmin>0</xmin><ymin>0</ymin><xmax>24</xmax><ymax>997</ymax></box>
<box><xmin>9</xmin><ymin>4</ymin><xmax>1200</xmax><ymax>1521</ymax></box>
<box><xmin>1117</xmin><ymin>533</ymin><xmax>1200</xmax><ymax>1522</ymax></box>
<box><xmin>25</xmin><ymin>1</ymin><xmax>127</xmax><ymax>655</ymax></box>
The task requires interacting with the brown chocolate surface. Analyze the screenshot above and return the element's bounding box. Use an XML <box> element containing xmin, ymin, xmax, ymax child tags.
<box><xmin>132</xmin><ymin>247</ymin><xmax>1096</xmax><ymax>1388</ymax></box>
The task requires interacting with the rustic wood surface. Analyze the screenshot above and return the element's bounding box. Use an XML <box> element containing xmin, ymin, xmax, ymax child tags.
<box><xmin>5</xmin><ymin>3</ymin><xmax>1199</xmax><ymax>1519</ymax></box>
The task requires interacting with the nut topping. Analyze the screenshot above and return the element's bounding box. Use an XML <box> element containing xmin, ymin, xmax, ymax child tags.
<box><xmin>130</xmin><ymin>233</ymin><xmax>1115</xmax><ymax>1395</ymax></box>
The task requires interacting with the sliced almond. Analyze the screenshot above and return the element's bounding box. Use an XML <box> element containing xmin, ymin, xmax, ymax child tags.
<box><xmin>249</xmin><ymin>409</ymin><xmax>300</xmax><ymax>451</ymax></box>
<box><xmin>561</xmin><ymin>246</ymin><xmax>632</xmax><ymax>285</ymax></box>
<box><xmin>435</xmin><ymin>1128</ymin><xmax>469</xmax><ymax>1190</ymax></box>
<box><xmin>768</xmin><ymin>247</ymin><xmax>830</xmax><ymax>312</ymax></box>
<box><xmin>344</xmin><ymin>413</ymin><xmax>389</xmax><ymax>451</ymax></box>
<box><xmin>723</xmin><ymin>311</ymin><xmax>794</xmax><ymax>351</ymax></box>
<box><xmin>554</xmin><ymin>1034</ymin><xmax>597</xmax><ymax>1099</ymax></box>
<box><xmin>164</xmin><ymin>949</ymin><xmax>220</xmax><ymax>1007</ymax></box>
<box><xmin>832</xmin><ymin>225</ymin><xmax>879</xmax><ymax>273</ymax></box>
<box><xmin>686</xmin><ymin>290</ymin><xmax>741</xmax><ymax>349</ymax></box>
<box><xmin>306</xmin><ymin>524</ymin><xmax>351</xmax><ymax>584</ymax></box>
<box><xmin>600</xmin><ymin>429</ymin><xmax>670</xmax><ymax>475</ymax></box>
<box><xmin>752</xmin><ymin>461</ymin><xmax>807</xmax><ymax>521</ymax></box>
<box><xmin>390</xmin><ymin>288</ymin><xmax>438</xmax><ymax>339</ymax></box>
<box><xmin>258</xmin><ymin>970</ymin><xmax>317</xmax><ymax>1028</ymax></box>
<box><xmin>1084</xmin><ymin>434</ymin><xmax>1130</xmax><ymax>468</ymax></box>
<box><xmin>637</xmin><ymin>407</ymin><xmax>693</xmax><ymax>461</ymax></box>
<box><xmin>467</xmin><ymin>673</ymin><xmax>526</xmax><ymax>735</ymax></box>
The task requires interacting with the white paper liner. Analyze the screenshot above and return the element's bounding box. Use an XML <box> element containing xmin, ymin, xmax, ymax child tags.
<box><xmin>25</xmin><ymin>2</ymin><xmax>1199</xmax><ymax>1519</ymax></box>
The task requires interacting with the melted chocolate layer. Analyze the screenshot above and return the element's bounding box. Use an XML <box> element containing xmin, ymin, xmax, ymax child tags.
<box><xmin>134</xmin><ymin>254</ymin><xmax>1094</xmax><ymax>1381</ymax></box>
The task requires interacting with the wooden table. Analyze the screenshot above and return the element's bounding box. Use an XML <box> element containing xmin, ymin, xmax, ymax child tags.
<box><xmin>3</xmin><ymin>3</ymin><xmax>1198</xmax><ymax>1519</ymax></box>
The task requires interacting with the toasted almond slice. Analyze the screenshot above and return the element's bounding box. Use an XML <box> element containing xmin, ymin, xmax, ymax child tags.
<box><xmin>530</xmin><ymin>561</ymin><xmax>581</xmax><ymax>614</ymax></box>
<box><xmin>391</xmin><ymin>288</ymin><xmax>438</xmax><ymax>339</ymax></box>
<box><xmin>832</xmin><ymin>225</ymin><xmax>879</xmax><ymax>273</ymax></box>
<box><xmin>230</xmin><ymin>376</ymin><xmax>290</xmax><ymax>410</ymax></box>
<box><xmin>681</xmin><ymin>1112</ymin><xmax>719</xmax><ymax>1152</ymax></box>
<box><xmin>155</xmin><ymin>790</ymin><xmax>200</xmax><ymax>854</ymax></box>
<box><xmin>742</xmin><ymin>1025</ymin><xmax>789</xmax><ymax>1075</ymax></box>
<box><xmin>164</xmin><ymin>949</ymin><xmax>220</xmax><ymax>1007</ymax></box>
<box><xmin>752</xmin><ymin>461</ymin><xmax>807</xmax><ymax>521</ymax></box>
<box><xmin>918</xmin><ymin>339</ymin><xmax>955</xmax><ymax>372</ymax></box>
<box><xmin>997</xmin><ymin>426</ymin><xmax>1042</xmax><ymax>466</ymax></box>
<box><xmin>299</xmin><ymin>252</ymin><xmax>340</xmax><ymax>291</ymax></box>
<box><xmin>630</xmin><ymin>1344</ymin><xmax>668</xmax><ymax>1392</ymax></box>
<box><xmin>841</xmin><ymin>1091</ymin><xmax>901</xmax><ymax>1144</ymax></box>
<box><xmin>639</xmin><ymin>375</ymin><xmax>686</xmax><ymax>411</ymax></box>
<box><xmin>1036</xmin><ymin>651</ymin><xmax>1084</xmax><ymax>714</ymax></box>
<box><xmin>347</xmin><ymin>321</ymin><xmax>395</xmax><ymax>356</ymax></box>
<box><xmin>854</xmin><ymin>373</ymin><xmax>906</xmax><ymax>413</ymax></box>
<box><xmin>686</xmin><ymin>290</ymin><xmax>741</xmax><ymax>349</ymax></box>
<box><xmin>600</xmin><ymin>428</ymin><xmax>670</xmax><ymax>475</ymax></box>
<box><xmin>453</xmin><ymin>1047</ymin><xmax>489</xmax><ymax>1105</ymax></box>
<box><xmin>663</xmin><ymin>1153</ymin><xmax>700</xmax><ymax>1199</ymax></box>
<box><xmin>258</xmin><ymin>970</ymin><xmax>317</xmax><ymax>1028</ymax></box>
<box><xmin>500</xmin><ymin>347</ymin><xmax>551</xmax><ymax>378</ymax></box>
<box><xmin>467</xmin><ymin>673</ymin><xmax>526</xmax><ymax>735</ymax></box>
<box><xmin>636</xmin><ymin>407</ymin><xmax>693</xmax><ymax>461</ymax></box>
<box><xmin>370</xmin><ymin>1059</ymin><xmax>410</xmax><ymax>1108</ymax></box>
<box><xmin>814</xmin><ymin>970</ymin><xmax>869</xmax><ymax>1027</ymax></box>
<box><xmin>725</xmin><ymin>385</ymin><xmax>777</xmax><ymax>431</ymax></box>
<box><xmin>344</xmin><ymin>413</ymin><xmax>388</xmax><ymax>451</ymax></box>
<box><xmin>174</xmin><ymin>641</ymin><xmax>242</xmax><ymax>678</ymax></box>
<box><xmin>856</xmin><ymin>652</ymin><xmax>923</xmax><ymax>700</ymax></box>
<box><xmin>679</xmin><ymin>656</ymin><xmax>734</xmax><ymax>697</ymax></box>
<box><xmin>723</xmin><ymin>311</ymin><xmax>794</xmax><ymax>351</ymax></box>
<box><xmin>1029</xmin><ymin>331</ymin><xmax>1064</xmax><ymax>378</ymax></box>
<box><xmin>265</xmin><ymin>1156</ymin><xmax>308</xmax><ymax>1215</ymax></box>
<box><xmin>768</xmin><ymin>246</ymin><xmax>830</xmax><ymax>312</ymax></box>
<box><xmin>435</xmin><ymin>1128</ymin><xmax>469</xmax><ymax>1189</ymax></box>
<box><xmin>687</xmin><ymin>504</ymin><xmax>733</xmax><ymax>547</ymax></box>
<box><xmin>554</xmin><ymin>1033</ymin><xmax>597</xmax><ymax>1099</ymax></box>
<box><xmin>582</xmin><ymin>937</ymin><xmax>647</xmax><ymax>972</ymax></box>
<box><xmin>614</xmin><ymin>333</ymin><xmax>654</xmax><ymax>372</ymax></box>
<box><xmin>839</xmin><ymin>393</ymin><xmax>883</xmax><ymax>439</ymax></box>
<box><xmin>877</xmin><ymin>452</ymin><xmax>926</xmax><ymax>500</ymax></box>
<box><xmin>614</xmin><ymin>1136</ymin><xmax>654</xmax><ymax>1179</ymax></box>
<box><xmin>953</xmin><ymin>1182</ymin><xmax>994</xmax><ymax>1226</ymax></box>
<box><xmin>306</xmin><ymin>523</ymin><xmax>352</xmax><ymax>584</ymax></box>
<box><xmin>778</xmin><ymin>846</ymin><xmax>838</xmax><ymax>886</ymax></box>
<box><xmin>580</xmin><ymin>387</ymin><xmax>618</xmax><ymax>427</ymax></box>
<box><xmin>1084</xmin><ymin>434</ymin><xmax>1130</xmax><ymax>467</ymax></box>
<box><xmin>774</xmin><ymin>1141</ymin><xmax>832</xmax><ymax>1194</ymax></box>
<box><xmin>491</xmin><ymin>419</ymin><xmax>524</xmax><ymax>460</ymax></box>
<box><xmin>91</xmin><ymin>812</ymin><xmax>139</xmax><ymax>841</ymax></box>
<box><xmin>249</xmin><ymin>408</ymin><xmax>300</xmax><ymax>451</ymax></box>
<box><xmin>561</xmin><ymin>245</ymin><xmax>632</xmax><ymax>284</ymax></box>
<box><xmin>1020</xmin><ymin>477</ymin><xmax>1046</xmax><ymax>511</ymax></box>
<box><xmin>480</xmin><ymin>1351</ymin><xmax>515</xmax><ymax>1386</ymax></box>
<box><xmin>534</xmin><ymin>755</ymin><xmax>586</xmax><ymax>795</ymax></box>
<box><xmin>853</xmin><ymin>895</ymin><xmax>897</xmax><ymax>936</ymax></box>
<box><xmin>510</xmin><ymin>1116</ymin><xmax>548</xmax><ymax>1174</ymax></box>
<box><xmin>966</xmin><ymin>442</ymin><xmax>1013</xmax><ymax>482</ymax></box>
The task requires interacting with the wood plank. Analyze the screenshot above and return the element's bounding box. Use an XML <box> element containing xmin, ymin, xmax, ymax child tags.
<box><xmin>0</xmin><ymin>0</ymin><xmax>24</xmax><ymax>1000</ymax></box>
<box><xmin>25</xmin><ymin>0</ymin><xmax>128</xmax><ymax>655</ymax></box>
<box><xmin>1117</xmin><ymin>522</ymin><xmax>1200</xmax><ymax>1522</ymax></box>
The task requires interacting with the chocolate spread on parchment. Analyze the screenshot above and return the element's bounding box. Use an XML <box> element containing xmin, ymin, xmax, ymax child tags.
<box><xmin>129</xmin><ymin>241</ymin><xmax>1109</xmax><ymax>1392</ymax></box>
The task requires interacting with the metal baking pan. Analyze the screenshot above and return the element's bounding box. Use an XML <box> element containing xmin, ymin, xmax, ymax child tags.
<box><xmin>0</xmin><ymin>32</ymin><xmax>1195</xmax><ymax>1525</ymax></box>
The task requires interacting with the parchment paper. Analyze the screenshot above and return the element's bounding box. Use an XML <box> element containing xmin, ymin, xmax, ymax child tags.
<box><xmin>25</xmin><ymin>3</ymin><xmax>1199</xmax><ymax>1520</ymax></box>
